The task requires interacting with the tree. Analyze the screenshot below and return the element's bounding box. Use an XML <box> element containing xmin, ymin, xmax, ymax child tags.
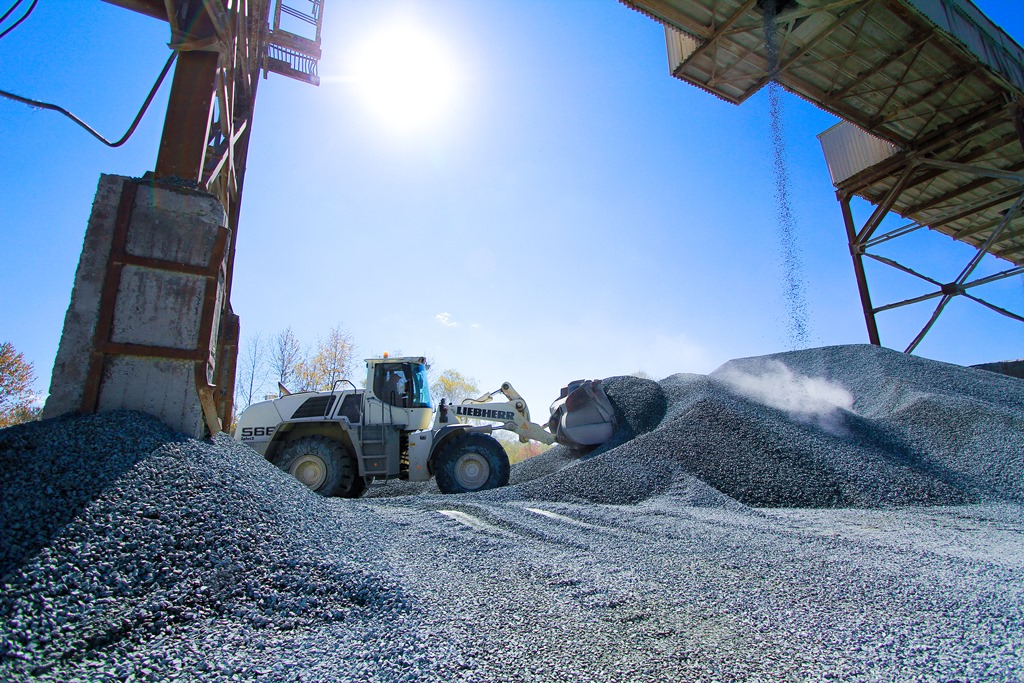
<box><xmin>270</xmin><ymin>327</ymin><xmax>302</xmax><ymax>393</ymax></box>
<box><xmin>235</xmin><ymin>332</ymin><xmax>268</xmax><ymax>410</ymax></box>
<box><xmin>496</xmin><ymin>433</ymin><xmax>551</xmax><ymax>464</ymax></box>
<box><xmin>1</xmin><ymin>342</ymin><xmax>40</xmax><ymax>428</ymax></box>
<box><xmin>294</xmin><ymin>325</ymin><xmax>356</xmax><ymax>392</ymax></box>
<box><xmin>430</xmin><ymin>369</ymin><xmax>479</xmax><ymax>405</ymax></box>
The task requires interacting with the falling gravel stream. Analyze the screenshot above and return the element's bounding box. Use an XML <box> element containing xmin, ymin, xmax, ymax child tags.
<box><xmin>2</xmin><ymin>345</ymin><xmax>1023</xmax><ymax>682</ymax></box>
<box><xmin>764</xmin><ymin>1</ymin><xmax>810</xmax><ymax>350</ymax></box>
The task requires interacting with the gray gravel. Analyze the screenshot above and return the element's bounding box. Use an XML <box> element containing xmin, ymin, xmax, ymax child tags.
<box><xmin>2</xmin><ymin>344</ymin><xmax>1023</xmax><ymax>682</ymax></box>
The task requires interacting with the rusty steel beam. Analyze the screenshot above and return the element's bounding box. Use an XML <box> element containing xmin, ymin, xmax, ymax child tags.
<box><xmin>871</xmin><ymin>42</ymin><xmax>929</xmax><ymax>124</ymax></box>
<box><xmin>856</xmin><ymin>161</ymin><xmax>919</xmax><ymax>243</ymax></box>
<box><xmin>155</xmin><ymin>50</ymin><xmax>219</xmax><ymax>181</ymax></box>
<box><xmin>951</xmin><ymin>193</ymin><xmax>1024</xmax><ymax>283</ymax></box>
<box><xmin>1014</xmin><ymin>98</ymin><xmax>1024</xmax><ymax>153</ymax></box>
<box><xmin>874</xmin><ymin>289</ymin><xmax>945</xmax><ymax>314</ymax></box>
<box><xmin>873</xmin><ymin>67</ymin><xmax>975</xmax><ymax>130</ymax></box>
<box><xmin>863</xmin><ymin>220</ymin><xmax>926</xmax><ymax>249</ymax></box>
<box><xmin>101</xmin><ymin>0</ymin><xmax>167</xmax><ymax>21</ymax></box>
<box><xmin>963</xmin><ymin>292</ymin><xmax>1024</xmax><ymax>323</ymax></box>
<box><xmin>903</xmin><ymin>294</ymin><xmax>956</xmax><ymax>353</ymax></box>
<box><xmin>967</xmin><ymin>265</ymin><xmax>1024</xmax><ymax>289</ymax></box>
<box><xmin>903</xmin><ymin>191</ymin><xmax>1024</xmax><ymax>353</ymax></box>
<box><xmin>623</xmin><ymin>0</ymin><xmax>716</xmax><ymax>39</ymax></box>
<box><xmin>872</xmin><ymin>266</ymin><xmax>1024</xmax><ymax>316</ymax></box>
<box><xmin>105</xmin><ymin>0</ymin><xmax>265</xmax><ymax>432</ymax></box>
<box><xmin>214</xmin><ymin>103</ymin><xmax>259</xmax><ymax>429</ymax></box>
<box><xmin>950</xmin><ymin>213</ymin><xmax>1022</xmax><ymax>243</ymax></box>
<box><xmin>80</xmin><ymin>178</ymin><xmax>230</xmax><ymax>435</ymax></box>
<box><xmin>92</xmin><ymin>0</ymin><xmax>291</xmax><ymax>432</ymax></box>
<box><xmin>833</xmin><ymin>175</ymin><xmax>1021</xmax><ymax>351</ymax></box>
<box><xmin>823</xmin><ymin>7</ymin><xmax>875</xmax><ymax>95</ymax></box>
<box><xmin>840</xmin><ymin>193</ymin><xmax>881</xmax><ymax>345</ymax></box>
<box><xmin>863</xmin><ymin>252</ymin><xmax>942</xmax><ymax>288</ymax></box>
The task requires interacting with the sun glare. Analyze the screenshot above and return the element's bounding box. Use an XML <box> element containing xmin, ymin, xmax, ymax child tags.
<box><xmin>349</xmin><ymin>24</ymin><xmax>461</xmax><ymax>132</ymax></box>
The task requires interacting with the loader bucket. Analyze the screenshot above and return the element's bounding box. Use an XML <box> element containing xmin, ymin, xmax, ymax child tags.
<box><xmin>548</xmin><ymin>379</ymin><xmax>616</xmax><ymax>450</ymax></box>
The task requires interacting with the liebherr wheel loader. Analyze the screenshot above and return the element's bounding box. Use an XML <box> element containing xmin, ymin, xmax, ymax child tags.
<box><xmin>234</xmin><ymin>355</ymin><xmax>617</xmax><ymax>496</ymax></box>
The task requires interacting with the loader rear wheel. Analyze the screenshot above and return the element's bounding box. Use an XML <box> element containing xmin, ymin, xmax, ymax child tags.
<box><xmin>435</xmin><ymin>433</ymin><xmax>510</xmax><ymax>494</ymax></box>
<box><xmin>274</xmin><ymin>436</ymin><xmax>362</xmax><ymax>498</ymax></box>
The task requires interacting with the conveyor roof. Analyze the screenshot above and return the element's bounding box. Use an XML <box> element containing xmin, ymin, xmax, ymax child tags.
<box><xmin>621</xmin><ymin>0</ymin><xmax>1024</xmax><ymax>267</ymax></box>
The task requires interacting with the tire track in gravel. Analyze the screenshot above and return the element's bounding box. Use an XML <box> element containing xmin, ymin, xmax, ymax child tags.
<box><xmin>366</xmin><ymin>498</ymin><xmax>719</xmax><ymax>683</ymax></box>
<box><xmin>364</xmin><ymin>494</ymin><xmax>1024</xmax><ymax>683</ymax></box>
<box><xmin>365</xmin><ymin>497</ymin><xmax>859</xmax><ymax>679</ymax></box>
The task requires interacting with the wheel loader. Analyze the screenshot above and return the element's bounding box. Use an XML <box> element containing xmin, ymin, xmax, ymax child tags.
<box><xmin>233</xmin><ymin>355</ymin><xmax>617</xmax><ymax>496</ymax></box>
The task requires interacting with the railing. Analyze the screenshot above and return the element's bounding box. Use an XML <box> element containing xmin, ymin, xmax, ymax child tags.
<box><xmin>267</xmin><ymin>1</ymin><xmax>324</xmax><ymax>85</ymax></box>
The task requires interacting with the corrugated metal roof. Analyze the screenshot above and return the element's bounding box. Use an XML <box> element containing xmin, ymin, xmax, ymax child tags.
<box><xmin>620</xmin><ymin>0</ymin><xmax>1024</xmax><ymax>267</ymax></box>
<box><xmin>818</xmin><ymin>121</ymin><xmax>899</xmax><ymax>185</ymax></box>
<box><xmin>907</xmin><ymin>0</ymin><xmax>1024</xmax><ymax>92</ymax></box>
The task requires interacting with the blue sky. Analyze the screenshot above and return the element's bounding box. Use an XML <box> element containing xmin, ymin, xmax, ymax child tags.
<box><xmin>3</xmin><ymin>0</ymin><xmax>1023</xmax><ymax>413</ymax></box>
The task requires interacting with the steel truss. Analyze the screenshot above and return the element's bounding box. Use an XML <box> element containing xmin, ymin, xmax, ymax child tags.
<box><xmin>621</xmin><ymin>0</ymin><xmax>1024</xmax><ymax>357</ymax></box>
<box><xmin>838</xmin><ymin>159</ymin><xmax>1024</xmax><ymax>353</ymax></box>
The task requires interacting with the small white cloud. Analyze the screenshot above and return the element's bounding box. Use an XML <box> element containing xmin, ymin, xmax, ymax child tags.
<box><xmin>470</xmin><ymin>322</ymin><xmax>481</xmax><ymax>329</ymax></box>
<box><xmin>436</xmin><ymin>312</ymin><xmax>460</xmax><ymax>327</ymax></box>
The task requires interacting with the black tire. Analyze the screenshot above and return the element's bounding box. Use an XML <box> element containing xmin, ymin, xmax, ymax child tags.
<box><xmin>434</xmin><ymin>433</ymin><xmax>510</xmax><ymax>494</ymax></box>
<box><xmin>339</xmin><ymin>468</ymin><xmax>367</xmax><ymax>499</ymax></box>
<box><xmin>273</xmin><ymin>436</ymin><xmax>363</xmax><ymax>498</ymax></box>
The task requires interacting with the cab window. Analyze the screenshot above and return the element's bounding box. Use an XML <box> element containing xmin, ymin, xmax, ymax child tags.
<box><xmin>372</xmin><ymin>362</ymin><xmax>432</xmax><ymax>409</ymax></box>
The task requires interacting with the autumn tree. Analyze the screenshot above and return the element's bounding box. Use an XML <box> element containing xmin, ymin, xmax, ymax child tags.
<box><xmin>496</xmin><ymin>433</ymin><xmax>551</xmax><ymax>464</ymax></box>
<box><xmin>1</xmin><ymin>342</ymin><xmax>40</xmax><ymax>428</ymax></box>
<box><xmin>294</xmin><ymin>325</ymin><xmax>356</xmax><ymax>392</ymax></box>
<box><xmin>430</xmin><ymin>369</ymin><xmax>479</xmax><ymax>405</ymax></box>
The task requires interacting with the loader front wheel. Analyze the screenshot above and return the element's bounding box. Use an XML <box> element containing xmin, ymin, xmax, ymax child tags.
<box><xmin>435</xmin><ymin>433</ymin><xmax>510</xmax><ymax>494</ymax></box>
<box><xmin>274</xmin><ymin>436</ymin><xmax>362</xmax><ymax>498</ymax></box>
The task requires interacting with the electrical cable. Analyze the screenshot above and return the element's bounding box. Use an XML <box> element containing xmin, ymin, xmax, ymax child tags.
<box><xmin>0</xmin><ymin>50</ymin><xmax>178</xmax><ymax>147</ymax></box>
<box><xmin>0</xmin><ymin>0</ymin><xmax>37</xmax><ymax>41</ymax></box>
<box><xmin>0</xmin><ymin>0</ymin><xmax>26</xmax><ymax>26</ymax></box>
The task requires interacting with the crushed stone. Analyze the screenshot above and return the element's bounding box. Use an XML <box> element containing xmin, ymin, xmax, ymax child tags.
<box><xmin>2</xmin><ymin>344</ymin><xmax>1022</xmax><ymax>682</ymax></box>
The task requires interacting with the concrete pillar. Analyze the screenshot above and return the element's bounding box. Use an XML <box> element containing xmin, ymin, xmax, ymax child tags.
<box><xmin>44</xmin><ymin>174</ymin><xmax>229</xmax><ymax>438</ymax></box>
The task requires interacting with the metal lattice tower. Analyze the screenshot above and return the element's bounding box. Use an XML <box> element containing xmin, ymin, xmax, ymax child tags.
<box><xmin>99</xmin><ymin>0</ymin><xmax>326</xmax><ymax>431</ymax></box>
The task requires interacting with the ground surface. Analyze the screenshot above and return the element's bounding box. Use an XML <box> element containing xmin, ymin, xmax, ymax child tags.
<box><xmin>1</xmin><ymin>344</ymin><xmax>1022</xmax><ymax>682</ymax></box>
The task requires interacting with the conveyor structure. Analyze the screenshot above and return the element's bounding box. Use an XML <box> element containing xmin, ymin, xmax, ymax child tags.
<box><xmin>622</xmin><ymin>0</ymin><xmax>1024</xmax><ymax>352</ymax></box>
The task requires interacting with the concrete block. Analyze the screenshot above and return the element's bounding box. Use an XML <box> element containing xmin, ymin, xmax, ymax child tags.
<box><xmin>96</xmin><ymin>356</ymin><xmax>205</xmax><ymax>437</ymax></box>
<box><xmin>110</xmin><ymin>267</ymin><xmax>206</xmax><ymax>350</ymax></box>
<box><xmin>43</xmin><ymin>175</ymin><xmax>126</xmax><ymax>419</ymax></box>
<box><xmin>126</xmin><ymin>183</ymin><xmax>224</xmax><ymax>267</ymax></box>
<box><xmin>44</xmin><ymin>174</ymin><xmax>229</xmax><ymax>438</ymax></box>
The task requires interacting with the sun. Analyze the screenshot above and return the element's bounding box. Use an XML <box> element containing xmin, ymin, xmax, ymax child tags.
<box><xmin>349</xmin><ymin>24</ymin><xmax>461</xmax><ymax>132</ymax></box>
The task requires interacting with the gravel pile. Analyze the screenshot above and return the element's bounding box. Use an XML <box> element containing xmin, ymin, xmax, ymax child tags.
<box><xmin>2</xmin><ymin>345</ymin><xmax>1022</xmax><ymax>681</ymax></box>
<box><xmin>1</xmin><ymin>413</ymin><xmax>435</xmax><ymax>682</ymax></box>
<box><xmin>499</xmin><ymin>344</ymin><xmax>1023</xmax><ymax>508</ymax></box>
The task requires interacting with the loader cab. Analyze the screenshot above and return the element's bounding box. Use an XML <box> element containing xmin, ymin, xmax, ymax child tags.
<box><xmin>370</xmin><ymin>359</ymin><xmax>432</xmax><ymax>410</ymax></box>
<box><xmin>362</xmin><ymin>356</ymin><xmax>433</xmax><ymax>432</ymax></box>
